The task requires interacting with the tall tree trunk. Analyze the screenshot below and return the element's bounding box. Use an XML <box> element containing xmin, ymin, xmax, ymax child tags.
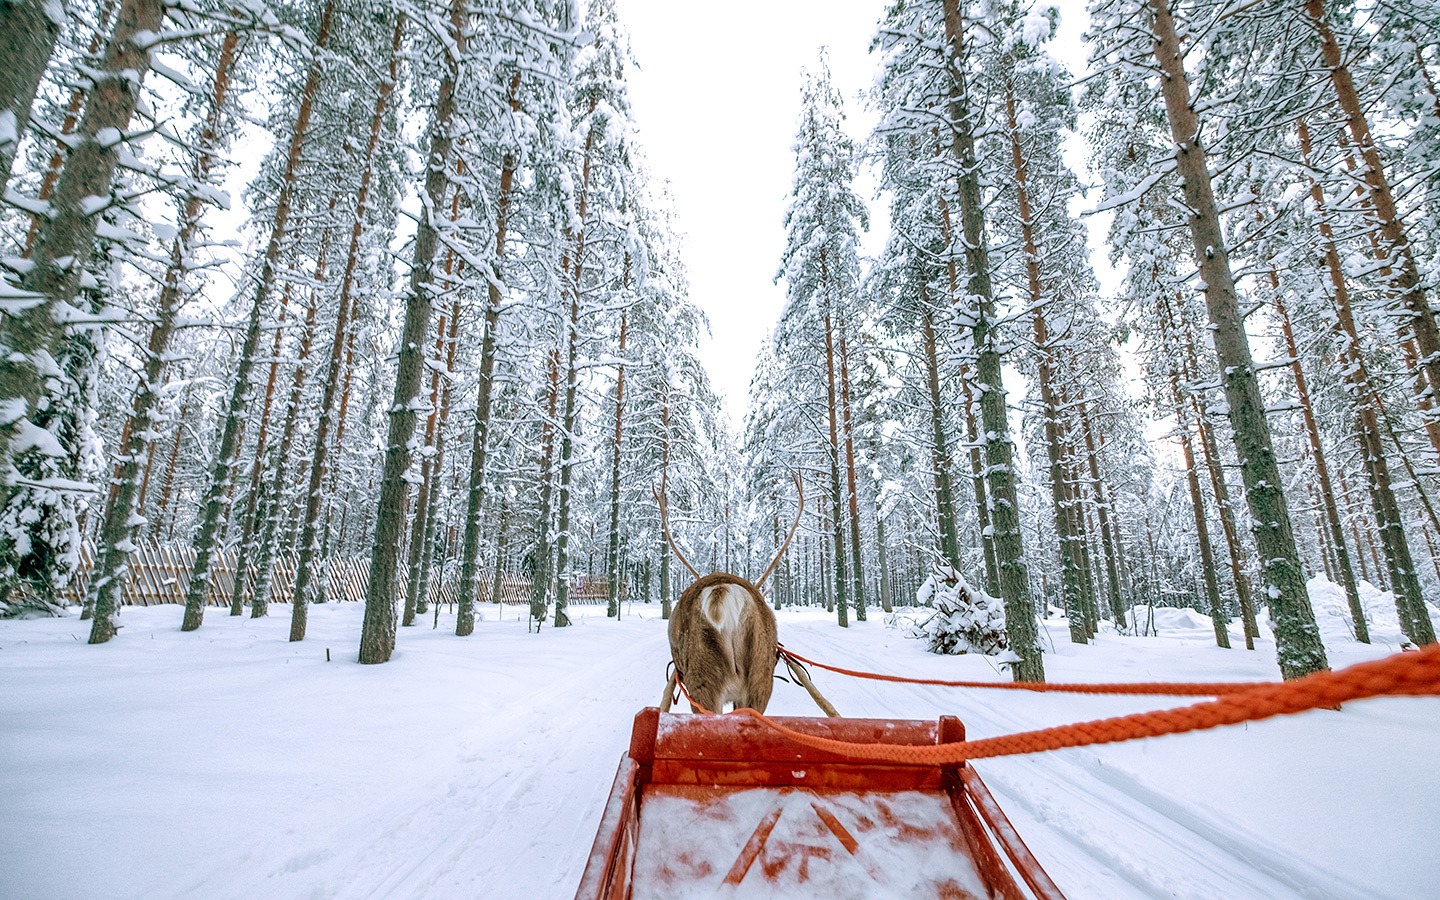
<box><xmin>1273</xmin><ymin>283</ymin><xmax>1369</xmax><ymax>642</ymax></box>
<box><xmin>958</xmin><ymin>362</ymin><xmax>998</xmax><ymax>592</ymax></box>
<box><xmin>248</xmin><ymin>258</ymin><xmax>325</xmax><ymax>618</ymax></box>
<box><xmin>406</xmin><ymin>154</ymin><xmax>466</xmax><ymax>626</ymax></box>
<box><xmin>359</xmin><ymin>0</ymin><xmax>461</xmax><ymax>664</ymax></box>
<box><xmin>0</xmin><ymin>0</ymin><xmax>65</xmax><ymax>194</ymax></box>
<box><xmin>153</xmin><ymin>392</ymin><xmax>189</xmax><ymax>542</ymax></box>
<box><xmin>605</xmin><ymin>308</ymin><xmax>629</xmax><ymax>618</ymax></box>
<box><xmin>20</xmin><ymin>0</ymin><xmax>118</xmax><ymax>255</ymax></box>
<box><xmin>409</xmin><ymin>288</ymin><xmax>463</xmax><ymax>620</ymax></box>
<box><xmin>1192</xmin><ymin>413</ymin><xmax>1258</xmax><ymax>647</ymax></box>
<box><xmin>228</xmin><ymin>276</ymin><xmax>298</xmax><ymax>615</ymax></box>
<box><xmin>823</xmin><ymin>305</ymin><xmax>850</xmax><ymax>628</ymax></box>
<box><xmin>4</xmin><ymin>0</ymin><xmax>163</xmax><ymax>502</ymax></box>
<box><xmin>1149</xmin><ymin>0</ymin><xmax>1325</xmax><ymax>677</ymax></box>
<box><xmin>837</xmin><ymin>313</ymin><xmax>866</xmax><ymax>620</ymax></box>
<box><xmin>182</xmin><ymin>0</ymin><xmax>337</xmax><ymax>632</ymax></box>
<box><xmin>292</xmin><ymin>14</ymin><xmax>403</xmax><ymax>642</ymax></box>
<box><xmin>553</xmin><ymin>288</ymin><xmax>580</xmax><ymax>630</ymax></box>
<box><xmin>1165</xmin><ymin>334</ymin><xmax>1231</xmax><ymax>649</ymax></box>
<box><xmin>941</xmin><ymin>0</ymin><xmax>1041</xmax><ymax>680</ymax></box>
<box><xmin>934</xmin><ymin>177</ymin><xmax>997</xmax><ymax>593</ymax></box>
<box><xmin>1304</xmin><ymin>0</ymin><xmax>1440</xmax><ymax>407</ymax></box>
<box><xmin>1005</xmin><ymin>80</ymin><xmax>1086</xmax><ymax>644</ymax></box>
<box><xmin>1163</xmin><ymin>296</ymin><xmax>1259</xmax><ymax>647</ymax></box>
<box><xmin>455</xmin><ymin>72</ymin><xmax>521</xmax><ymax>637</ymax></box>
<box><xmin>554</xmin><ymin>108</ymin><xmax>599</xmax><ymax>631</ymax></box>
<box><xmin>658</xmin><ymin>390</ymin><xmax>672</xmax><ymax>620</ymax></box>
<box><xmin>526</xmin><ymin>349</ymin><xmax>562</xmax><ymax>629</ymax></box>
<box><xmin>876</xmin><ymin>514</ymin><xmax>893</xmax><ymax>612</ymax></box>
<box><xmin>86</xmin><ymin>29</ymin><xmax>241</xmax><ymax>642</ymax></box>
<box><xmin>918</xmin><ymin>292</ymin><xmax>961</xmax><ymax>568</ymax></box>
<box><xmin>1078</xmin><ymin>402</ymin><xmax>1127</xmax><ymax>626</ymax></box>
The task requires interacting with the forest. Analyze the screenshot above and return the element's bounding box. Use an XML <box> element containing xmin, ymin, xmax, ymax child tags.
<box><xmin>1</xmin><ymin>0</ymin><xmax>1438</xmax><ymax>682</ymax></box>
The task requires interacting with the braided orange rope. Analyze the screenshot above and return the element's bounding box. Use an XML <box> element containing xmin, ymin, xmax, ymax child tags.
<box><xmin>737</xmin><ymin>644</ymin><xmax>1440</xmax><ymax>764</ymax></box>
<box><xmin>779</xmin><ymin>647</ymin><xmax>1272</xmax><ymax>696</ymax></box>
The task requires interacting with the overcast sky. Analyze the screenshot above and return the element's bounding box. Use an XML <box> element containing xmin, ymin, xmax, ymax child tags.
<box><xmin>612</xmin><ymin>0</ymin><xmax>1106</xmax><ymax>428</ymax></box>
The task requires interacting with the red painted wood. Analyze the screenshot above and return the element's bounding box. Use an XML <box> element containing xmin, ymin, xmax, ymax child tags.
<box><xmin>962</xmin><ymin>766</ymin><xmax>1065</xmax><ymax>900</ymax></box>
<box><xmin>575</xmin><ymin>709</ymin><xmax>1063</xmax><ymax>900</ymax></box>
<box><xmin>650</xmin><ymin>759</ymin><xmax>946</xmax><ymax>791</ymax></box>
<box><xmin>574</xmin><ymin>754</ymin><xmax>640</xmax><ymax>900</ymax></box>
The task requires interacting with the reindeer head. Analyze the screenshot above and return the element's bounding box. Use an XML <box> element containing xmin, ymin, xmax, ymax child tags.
<box><xmin>656</xmin><ymin>474</ymin><xmax>803</xmax><ymax>714</ymax></box>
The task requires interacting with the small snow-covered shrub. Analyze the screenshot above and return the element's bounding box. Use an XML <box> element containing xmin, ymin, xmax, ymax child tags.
<box><xmin>909</xmin><ymin>565</ymin><xmax>1009</xmax><ymax>656</ymax></box>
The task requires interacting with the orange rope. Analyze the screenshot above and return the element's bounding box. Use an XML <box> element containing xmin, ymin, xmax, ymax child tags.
<box><xmin>778</xmin><ymin>647</ymin><xmax>1271</xmax><ymax>696</ymax></box>
<box><xmin>736</xmin><ymin>644</ymin><xmax>1440</xmax><ymax>764</ymax></box>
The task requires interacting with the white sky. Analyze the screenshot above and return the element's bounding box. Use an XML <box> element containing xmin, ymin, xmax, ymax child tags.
<box><xmin>613</xmin><ymin>0</ymin><xmax>1112</xmax><ymax>428</ymax></box>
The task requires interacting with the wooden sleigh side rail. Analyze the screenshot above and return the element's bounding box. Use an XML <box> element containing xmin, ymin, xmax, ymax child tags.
<box><xmin>575</xmin><ymin>709</ymin><xmax>1064</xmax><ymax>899</ymax></box>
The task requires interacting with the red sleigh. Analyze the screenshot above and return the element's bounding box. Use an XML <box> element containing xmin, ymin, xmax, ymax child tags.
<box><xmin>575</xmin><ymin>708</ymin><xmax>1062</xmax><ymax>899</ymax></box>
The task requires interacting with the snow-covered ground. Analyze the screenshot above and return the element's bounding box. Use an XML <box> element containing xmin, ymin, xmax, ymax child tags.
<box><xmin>2</xmin><ymin>580</ymin><xmax>1436</xmax><ymax>900</ymax></box>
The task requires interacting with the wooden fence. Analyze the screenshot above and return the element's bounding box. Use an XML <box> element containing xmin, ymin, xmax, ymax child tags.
<box><xmin>64</xmin><ymin>542</ymin><xmax>619</xmax><ymax>608</ymax></box>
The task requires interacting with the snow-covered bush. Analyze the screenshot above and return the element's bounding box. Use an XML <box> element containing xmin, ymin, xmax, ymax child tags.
<box><xmin>910</xmin><ymin>565</ymin><xmax>1009</xmax><ymax>656</ymax></box>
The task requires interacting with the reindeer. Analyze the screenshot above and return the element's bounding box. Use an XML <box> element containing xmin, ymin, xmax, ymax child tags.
<box><xmin>655</xmin><ymin>475</ymin><xmax>803</xmax><ymax>715</ymax></box>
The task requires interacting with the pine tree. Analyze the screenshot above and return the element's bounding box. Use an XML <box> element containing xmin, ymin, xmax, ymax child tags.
<box><xmin>358</xmin><ymin>0</ymin><xmax>475</xmax><ymax>663</ymax></box>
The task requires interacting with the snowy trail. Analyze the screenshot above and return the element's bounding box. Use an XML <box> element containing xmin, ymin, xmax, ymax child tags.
<box><xmin>176</xmin><ymin>617</ymin><xmax>671</xmax><ymax>900</ymax></box>
<box><xmin>2</xmin><ymin>601</ymin><xmax>1435</xmax><ymax>900</ymax></box>
<box><xmin>777</xmin><ymin>620</ymin><xmax>1411</xmax><ymax>900</ymax></box>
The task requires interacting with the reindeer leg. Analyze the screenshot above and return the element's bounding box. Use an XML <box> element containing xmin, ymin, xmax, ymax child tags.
<box><xmin>784</xmin><ymin>656</ymin><xmax>841</xmax><ymax>718</ymax></box>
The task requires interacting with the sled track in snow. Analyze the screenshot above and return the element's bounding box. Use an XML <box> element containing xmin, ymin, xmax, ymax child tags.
<box><xmin>789</xmin><ymin>627</ymin><xmax>1385</xmax><ymax>900</ymax></box>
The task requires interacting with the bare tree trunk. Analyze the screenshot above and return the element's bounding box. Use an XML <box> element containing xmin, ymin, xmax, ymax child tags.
<box><xmin>658</xmin><ymin>390</ymin><xmax>672</xmax><ymax>620</ymax></box>
<box><xmin>409</xmin><ymin>287</ymin><xmax>463</xmax><ymax>620</ymax></box>
<box><xmin>455</xmin><ymin>72</ymin><xmax>521</xmax><ymax>638</ymax></box>
<box><xmin>4</xmin><ymin>0</ymin><xmax>163</xmax><ymax>505</ymax></box>
<box><xmin>1164</xmin><ymin>294</ymin><xmax>1259</xmax><ymax>648</ymax></box>
<box><xmin>554</xmin><ymin>108</ymin><xmax>599</xmax><ymax>631</ymax></box>
<box><xmin>19</xmin><ymin>0</ymin><xmax>118</xmax><ymax>255</ymax></box>
<box><xmin>153</xmin><ymin>393</ymin><xmax>189</xmax><ymax>543</ymax></box>
<box><xmin>248</xmin><ymin>260</ymin><xmax>325</xmax><ymax>619</ymax></box>
<box><xmin>0</xmin><ymin>0</ymin><xmax>65</xmax><ymax>193</ymax></box>
<box><xmin>1149</xmin><ymin>0</ymin><xmax>1324</xmax><ymax>677</ymax></box>
<box><xmin>1273</xmin><ymin>283</ymin><xmax>1369</xmax><ymax>642</ymax></box>
<box><xmin>918</xmin><ymin>294</ymin><xmax>961</xmax><ymax>569</ymax></box>
<box><xmin>941</xmin><ymin>0</ymin><xmax>1042</xmax><ymax>680</ymax></box>
<box><xmin>605</xmin><ymin>307</ymin><xmax>628</xmax><ymax>618</ymax></box>
<box><xmin>876</xmin><ymin>515</ymin><xmax>892</xmax><ymax>612</ymax></box>
<box><xmin>837</xmin><ymin>314</ymin><xmax>866</xmax><ymax>620</ymax></box>
<box><xmin>228</xmin><ymin>277</ymin><xmax>297</xmax><ymax>614</ymax></box>
<box><xmin>1165</xmin><ymin>335</ymin><xmax>1231</xmax><ymax>649</ymax></box>
<box><xmin>935</xmin><ymin>182</ymin><xmax>997</xmax><ymax>593</ymax></box>
<box><xmin>1005</xmin><ymin>81</ymin><xmax>1086</xmax><ymax>644</ymax></box>
<box><xmin>183</xmin><ymin>0</ymin><xmax>337</xmax><ymax>632</ymax></box>
<box><xmin>1078</xmin><ymin>402</ymin><xmax>1126</xmax><ymax>625</ymax></box>
<box><xmin>526</xmin><ymin>349</ymin><xmax>562</xmax><ymax>629</ymax></box>
<box><xmin>359</xmin><ymin>0</ymin><xmax>461</xmax><ymax>664</ymax></box>
<box><xmin>406</xmin><ymin>154</ymin><xmax>465</xmax><ymax>626</ymax></box>
<box><xmin>823</xmin><ymin>305</ymin><xmax>850</xmax><ymax>628</ymax></box>
<box><xmin>86</xmin><ymin>29</ymin><xmax>241</xmax><ymax>642</ymax></box>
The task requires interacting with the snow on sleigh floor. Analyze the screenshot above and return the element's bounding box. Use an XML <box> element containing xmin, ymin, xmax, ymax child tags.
<box><xmin>2</xmin><ymin>591</ymin><xmax>1437</xmax><ymax>900</ymax></box>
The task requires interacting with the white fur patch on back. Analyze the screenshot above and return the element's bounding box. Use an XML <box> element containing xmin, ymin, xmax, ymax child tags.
<box><xmin>703</xmin><ymin>583</ymin><xmax>745</xmax><ymax>636</ymax></box>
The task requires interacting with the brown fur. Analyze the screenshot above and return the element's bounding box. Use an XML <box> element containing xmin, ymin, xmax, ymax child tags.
<box><xmin>668</xmin><ymin>572</ymin><xmax>778</xmax><ymax>713</ymax></box>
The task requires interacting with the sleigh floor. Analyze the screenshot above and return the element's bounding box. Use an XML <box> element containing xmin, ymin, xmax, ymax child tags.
<box><xmin>576</xmin><ymin>709</ymin><xmax>1062</xmax><ymax>899</ymax></box>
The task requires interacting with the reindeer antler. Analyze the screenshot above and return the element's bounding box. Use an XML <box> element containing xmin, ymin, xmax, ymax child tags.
<box><xmin>654</xmin><ymin>476</ymin><xmax>700</xmax><ymax>580</ymax></box>
<box><xmin>754</xmin><ymin>471</ymin><xmax>805</xmax><ymax>591</ymax></box>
